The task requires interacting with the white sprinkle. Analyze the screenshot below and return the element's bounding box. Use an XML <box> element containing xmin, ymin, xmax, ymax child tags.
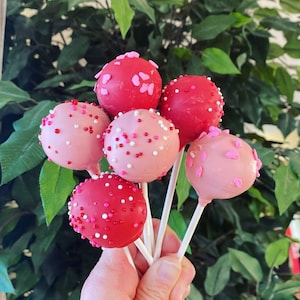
<box><xmin>95</xmin><ymin>233</ymin><xmax>100</xmax><ymax>238</ymax></box>
<box><xmin>112</xmin><ymin>158</ymin><xmax>117</xmax><ymax>162</ymax></box>
<box><xmin>118</xmin><ymin>185</ymin><xmax>123</xmax><ymax>190</ymax></box>
<box><xmin>94</xmin><ymin>119</ymin><xmax>98</xmax><ymax>124</ymax></box>
<box><xmin>66</xmin><ymin>140</ymin><xmax>71</xmax><ymax>145</ymax></box>
<box><xmin>116</xmin><ymin>127</ymin><xmax>122</xmax><ymax>133</ymax></box>
<box><xmin>105</xmin><ymin>183</ymin><xmax>110</xmax><ymax>187</ymax></box>
<box><xmin>127</xmin><ymin>163</ymin><xmax>132</xmax><ymax>169</ymax></box>
<box><xmin>121</xmin><ymin>199</ymin><xmax>126</xmax><ymax>204</ymax></box>
<box><xmin>153</xmin><ymin>150</ymin><xmax>158</xmax><ymax>156</ymax></box>
<box><xmin>175</xmin><ymin>89</ymin><xmax>179</xmax><ymax>93</ymax></box>
<box><xmin>74</xmin><ymin>124</ymin><xmax>79</xmax><ymax>128</ymax></box>
<box><xmin>129</xmin><ymin>141</ymin><xmax>135</xmax><ymax>146</ymax></box>
<box><xmin>83</xmin><ymin>214</ymin><xmax>88</xmax><ymax>220</ymax></box>
<box><xmin>103</xmin><ymin>234</ymin><xmax>108</xmax><ymax>240</ymax></box>
<box><xmin>128</xmin><ymin>196</ymin><xmax>133</xmax><ymax>201</ymax></box>
<box><xmin>208</xmin><ymin>107</ymin><xmax>213</xmax><ymax>112</ymax></box>
<box><xmin>102</xmin><ymin>213</ymin><xmax>108</xmax><ymax>219</ymax></box>
<box><xmin>96</xmin><ymin>134</ymin><xmax>101</xmax><ymax>139</ymax></box>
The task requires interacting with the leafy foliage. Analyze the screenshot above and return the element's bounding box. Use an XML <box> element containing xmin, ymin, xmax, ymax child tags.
<box><xmin>1</xmin><ymin>0</ymin><xmax>300</xmax><ymax>298</ymax></box>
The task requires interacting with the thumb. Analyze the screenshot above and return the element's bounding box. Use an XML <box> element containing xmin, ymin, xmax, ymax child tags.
<box><xmin>135</xmin><ymin>256</ymin><xmax>181</xmax><ymax>300</ymax></box>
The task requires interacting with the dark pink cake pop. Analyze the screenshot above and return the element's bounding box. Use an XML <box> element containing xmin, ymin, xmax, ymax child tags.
<box><xmin>185</xmin><ymin>126</ymin><xmax>262</xmax><ymax>206</ymax></box>
<box><xmin>103</xmin><ymin>109</ymin><xmax>180</xmax><ymax>183</ymax></box>
<box><xmin>94</xmin><ymin>51</ymin><xmax>162</xmax><ymax>117</ymax></box>
<box><xmin>68</xmin><ymin>173</ymin><xmax>147</xmax><ymax>248</ymax></box>
<box><xmin>39</xmin><ymin>99</ymin><xmax>110</xmax><ymax>177</ymax></box>
<box><xmin>160</xmin><ymin>75</ymin><xmax>224</xmax><ymax>148</ymax></box>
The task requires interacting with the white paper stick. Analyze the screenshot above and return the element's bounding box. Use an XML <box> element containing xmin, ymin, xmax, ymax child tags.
<box><xmin>153</xmin><ymin>149</ymin><xmax>184</xmax><ymax>260</ymax></box>
<box><xmin>134</xmin><ymin>238</ymin><xmax>154</xmax><ymax>265</ymax></box>
<box><xmin>123</xmin><ymin>246</ymin><xmax>136</xmax><ymax>270</ymax></box>
<box><xmin>177</xmin><ymin>204</ymin><xmax>205</xmax><ymax>260</ymax></box>
<box><xmin>142</xmin><ymin>182</ymin><xmax>155</xmax><ymax>256</ymax></box>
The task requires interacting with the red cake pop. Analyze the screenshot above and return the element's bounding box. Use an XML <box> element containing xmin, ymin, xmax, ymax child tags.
<box><xmin>103</xmin><ymin>109</ymin><xmax>180</xmax><ymax>183</ymax></box>
<box><xmin>94</xmin><ymin>51</ymin><xmax>162</xmax><ymax>117</ymax></box>
<box><xmin>185</xmin><ymin>126</ymin><xmax>262</xmax><ymax>206</ymax></box>
<box><xmin>160</xmin><ymin>75</ymin><xmax>224</xmax><ymax>148</ymax></box>
<box><xmin>39</xmin><ymin>100</ymin><xmax>110</xmax><ymax>177</ymax></box>
<box><xmin>68</xmin><ymin>173</ymin><xmax>147</xmax><ymax>248</ymax></box>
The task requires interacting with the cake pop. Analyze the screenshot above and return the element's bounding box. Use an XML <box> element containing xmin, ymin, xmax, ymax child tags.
<box><xmin>177</xmin><ymin>126</ymin><xmax>262</xmax><ymax>259</ymax></box>
<box><xmin>94</xmin><ymin>51</ymin><xmax>162</xmax><ymax>117</ymax></box>
<box><xmin>103</xmin><ymin>109</ymin><xmax>180</xmax><ymax>183</ymax></box>
<box><xmin>68</xmin><ymin>173</ymin><xmax>147</xmax><ymax>248</ymax></box>
<box><xmin>160</xmin><ymin>75</ymin><xmax>224</xmax><ymax>148</ymax></box>
<box><xmin>185</xmin><ymin>126</ymin><xmax>262</xmax><ymax>206</ymax></box>
<box><xmin>39</xmin><ymin>99</ymin><xmax>110</xmax><ymax>177</ymax></box>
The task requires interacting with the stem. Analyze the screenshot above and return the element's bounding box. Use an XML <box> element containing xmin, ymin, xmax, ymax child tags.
<box><xmin>153</xmin><ymin>149</ymin><xmax>184</xmax><ymax>261</ymax></box>
<box><xmin>177</xmin><ymin>204</ymin><xmax>205</xmax><ymax>260</ymax></box>
<box><xmin>134</xmin><ymin>238</ymin><xmax>154</xmax><ymax>265</ymax></box>
<box><xmin>0</xmin><ymin>0</ymin><xmax>7</xmax><ymax>79</ymax></box>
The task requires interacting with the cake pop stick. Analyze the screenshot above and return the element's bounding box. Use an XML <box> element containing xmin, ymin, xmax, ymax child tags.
<box><xmin>142</xmin><ymin>182</ymin><xmax>155</xmax><ymax>256</ymax></box>
<box><xmin>134</xmin><ymin>238</ymin><xmax>154</xmax><ymax>265</ymax></box>
<box><xmin>177</xmin><ymin>126</ymin><xmax>262</xmax><ymax>259</ymax></box>
<box><xmin>153</xmin><ymin>149</ymin><xmax>184</xmax><ymax>260</ymax></box>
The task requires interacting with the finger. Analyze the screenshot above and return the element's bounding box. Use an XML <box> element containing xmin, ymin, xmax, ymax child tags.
<box><xmin>80</xmin><ymin>248</ymin><xmax>138</xmax><ymax>300</ymax></box>
<box><xmin>170</xmin><ymin>256</ymin><xmax>196</xmax><ymax>300</ymax></box>
<box><xmin>135</xmin><ymin>256</ymin><xmax>182</xmax><ymax>300</ymax></box>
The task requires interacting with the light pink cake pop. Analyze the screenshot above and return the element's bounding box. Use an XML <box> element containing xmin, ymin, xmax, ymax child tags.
<box><xmin>185</xmin><ymin>126</ymin><xmax>262</xmax><ymax>206</ymax></box>
<box><xmin>94</xmin><ymin>51</ymin><xmax>162</xmax><ymax>117</ymax></box>
<box><xmin>103</xmin><ymin>109</ymin><xmax>180</xmax><ymax>182</ymax></box>
<box><xmin>39</xmin><ymin>99</ymin><xmax>110</xmax><ymax>177</ymax></box>
<box><xmin>68</xmin><ymin>173</ymin><xmax>147</xmax><ymax>248</ymax></box>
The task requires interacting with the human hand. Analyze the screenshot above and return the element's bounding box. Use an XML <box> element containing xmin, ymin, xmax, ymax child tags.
<box><xmin>80</xmin><ymin>219</ymin><xmax>195</xmax><ymax>300</ymax></box>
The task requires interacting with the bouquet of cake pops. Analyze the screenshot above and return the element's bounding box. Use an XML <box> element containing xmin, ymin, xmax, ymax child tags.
<box><xmin>38</xmin><ymin>51</ymin><xmax>262</xmax><ymax>265</ymax></box>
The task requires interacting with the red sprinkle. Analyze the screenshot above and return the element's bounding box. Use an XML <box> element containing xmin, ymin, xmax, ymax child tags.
<box><xmin>54</xmin><ymin>128</ymin><xmax>60</xmax><ymax>134</ymax></box>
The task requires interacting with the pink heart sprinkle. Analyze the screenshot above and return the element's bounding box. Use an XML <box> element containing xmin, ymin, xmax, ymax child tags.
<box><xmin>132</xmin><ymin>74</ymin><xmax>140</xmax><ymax>87</ymax></box>
<box><xmin>102</xmin><ymin>73</ymin><xmax>111</xmax><ymax>84</ymax></box>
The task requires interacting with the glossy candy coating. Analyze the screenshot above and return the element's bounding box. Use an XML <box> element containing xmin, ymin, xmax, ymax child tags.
<box><xmin>103</xmin><ymin>109</ymin><xmax>180</xmax><ymax>182</ymax></box>
<box><xmin>185</xmin><ymin>126</ymin><xmax>262</xmax><ymax>206</ymax></box>
<box><xmin>94</xmin><ymin>51</ymin><xmax>162</xmax><ymax>117</ymax></box>
<box><xmin>39</xmin><ymin>100</ymin><xmax>110</xmax><ymax>177</ymax></box>
<box><xmin>68</xmin><ymin>173</ymin><xmax>147</xmax><ymax>248</ymax></box>
<box><xmin>160</xmin><ymin>75</ymin><xmax>224</xmax><ymax>148</ymax></box>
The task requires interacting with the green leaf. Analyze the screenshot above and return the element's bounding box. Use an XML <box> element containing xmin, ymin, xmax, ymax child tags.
<box><xmin>130</xmin><ymin>0</ymin><xmax>155</xmax><ymax>23</ymax></box>
<box><xmin>276</xmin><ymin>113</ymin><xmax>296</xmax><ymax>138</ymax></box>
<box><xmin>67</xmin><ymin>0</ymin><xmax>93</xmax><ymax>10</ymax></box>
<box><xmin>204</xmin><ymin>253</ymin><xmax>231</xmax><ymax>296</ymax></box>
<box><xmin>192</xmin><ymin>15</ymin><xmax>237</xmax><ymax>41</ymax></box>
<box><xmin>111</xmin><ymin>0</ymin><xmax>135</xmax><ymax>39</ymax></box>
<box><xmin>265</xmin><ymin>238</ymin><xmax>290</xmax><ymax>268</ymax></box>
<box><xmin>0</xmin><ymin>260</ymin><xmax>15</xmax><ymax>293</ymax></box>
<box><xmin>228</xmin><ymin>248</ymin><xmax>263</xmax><ymax>282</ymax></box>
<box><xmin>57</xmin><ymin>36</ymin><xmax>90</xmax><ymax>70</ymax></box>
<box><xmin>0</xmin><ymin>128</ymin><xmax>45</xmax><ymax>185</ymax></box>
<box><xmin>268</xmin><ymin>43</ymin><xmax>285</xmax><ymax>59</ymax></box>
<box><xmin>186</xmin><ymin>283</ymin><xmax>203</xmax><ymax>300</ymax></box>
<box><xmin>35</xmin><ymin>73</ymin><xmax>81</xmax><ymax>89</ymax></box>
<box><xmin>274</xmin><ymin>163</ymin><xmax>300</xmax><ymax>215</ymax></box>
<box><xmin>177</xmin><ymin>152</ymin><xmax>191</xmax><ymax>210</ymax></box>
<box><xmin>290</xmin><ymin>152</ymin><xmax>300</xmax><ymax>178</ymax></box>
<box><xmin>260</xmin><ymin>17</ymin><xmax>300</xmax><ymax>32</ymax></box>
<box><xmin>272</xmin><ymin>280</ymin><xmax>300</xmax><ymax>300</ymax></box>
<box><xmin>275</xmin><ymin>67</ymin><xmax>295</xmax><ymax>103</ymax></box>
<box><xmin>230</xmin><ymin>12</ymin><xmax>252</xmax><ymax>28</ymax></box>
<box><xmin>280</xmin><ymin>0</ymin><xmax>300</xmax><ymax>14</ymax></box>
<box><xmin>202</xmin><ymin>48</ymin><xmax>240</xmax><ymax>75</ymax></box>
<box><xmin>284</xmin><ymin>33</ymin><xmax>300</xmax><ymax>58</ymax></box>
<box><xmin>0</xmin><ymin>81</ymin><xmax>30</xmax><ymax>109</ymax></box>
<box><xmin>68</xmin><ymin>80</ymin><xmax>96</xmax><ymax>91</ymax></box>
<box><xmin>2</xmin><ymin>45</ymin><xmax>32</xmax><ymax>81</ymax></box>
<box><xmin>13</xmin><ymin>100</ymin><xmax>56</xmax><ymax>131</ymax></box>
<box><xmin>168</xmin><ymin>209</ymin><xmax>191</xmax><ymax>254</ymax></box>
<box><xmin>39</xmin><ymin>160</ymin><xmax>76</xmax><ymax>225</ymax></box>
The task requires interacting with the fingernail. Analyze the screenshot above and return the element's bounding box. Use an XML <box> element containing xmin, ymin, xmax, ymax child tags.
<box><xmin>158</xmin><ymin>259</ymin><xmax>181</xmax><ymax>284</ymax></box>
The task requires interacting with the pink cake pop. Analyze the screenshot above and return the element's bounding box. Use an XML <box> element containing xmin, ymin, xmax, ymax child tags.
<box><xmin>68</xmin><ymin>173</ymin><xmax>147</xmax><ymax>248</ymax></box>
<box><xmin>160</xmin><ymin>75</ymin><xmax>224</xmax><ymax>148</ymax></box>
<box><xmin>103</xmin><ymin>109</ymin><xmax>180</xmax><ymax>183</ymax></box>
<box><xmin>94</xmin><ymin>51</ymin><xmax>162</xmax><ymax>118</ymax></box>
<box><xmin>185</xmin><ymin>126</ymin><xmax>262</xmax><ymax>206</ymax></box>
<box><xmin>177</xmin><ymin>126</ymin><xmax>262</xmax><ymax>259</ymax></box>
<box><xmin>39</xmin><ymin>99</ymin><xmax>110</xmax><ymax>177</ymax></box>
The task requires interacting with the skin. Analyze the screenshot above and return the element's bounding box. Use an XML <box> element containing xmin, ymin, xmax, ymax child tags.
<box><xmin>81</xmin><ymin>219</ymin><xmax>195</xmax><ymax>300</ymax></box>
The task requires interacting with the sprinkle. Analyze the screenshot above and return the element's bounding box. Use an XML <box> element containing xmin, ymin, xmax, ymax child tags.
<box><xmin>102</xmin><ymin>73</ymin><xmax>111</xmax><ymax>84</ymax></box>
<box><xmin>148</xmin><ymin>83</ymin><xmax>154</xmax><ymax>96</ymax></box>
<box><xmin>128</xmin><ymin>196</ymin><xmax>133</xmax><ymax>201</ymax></box>
<box><xmin>153</xmin><ymin>150</ymin><xmax>158</xmax><ymax>156</ymax></box>
<box><xmin>140</xmin><ymin>83</ymin><xmax>148</xmax><ymax>93</ymax></box>
<box><xmin>103</xmin><ymin>234</ymin><xmax>108</xmax><ymax>240</ymax></box>
<box><xmin>95</xmin><ymin>233</ymin><xmax>100</xmax><ymax>238</ymax></box>
<box><xmin>129</xmin><ymin>141</ymin><xmax>135</xmax><ymax>146</ymax></box>
<box><xmin>54</xmin><ymin>128</ymin><xmax>60</xmax><ymax>134</ymax></box>
<box><xmin>196</xmin><ymin>166</ymin><xmax>203</xmax><ymax>177</ymax></box>
<box><xmin>235</xmin><ymin>139</ymin><xmax>242</xmax><ymax>148</ymax></box>
<box><xmin>66</xmin><ymin>140</ymin><xmax>71</xmax><ymax>145</ymax></box>
<box><xmin>102</xmin><ymin>213</ymin><xmax>108</xmax><ymax>220</ymax></box>
<box><xmin>225</xmin><ymin>150</ymin><xmax>239</xmax><ymax>159</ymax></box>
<box><xmin>127</xmin><ymin>163</ymin><xmax>132</xmax><ymax>169</ymax></box>
<box><xmin>74</xmin><ymin>124</ymin><xmax>79</xmax><ymax>128</ymax></box>
<box><xmin>139</xmin><ymin>72</ymin><xmax>150</xmax><ymax>80</ymax></box>
<box><xmin>234</xmin><ymin>177</ymin><xmax>242</xmax><ymax>188</ymax></box>
<box><xmin>132</xmin><ymin>74</ymin><xmax>140</xmax><ymax>86</ymax></box>
<box><xmin>101</xmin><ymin>88</ymin><xmax>108</xmax><ymax>95</ymax></box>
<box><xmin>118</xmin><ymin>185</ymin><xmax>123</xmax><ymax>190</ymax></box>
<box><xmin>200</xmin><ymin>150</ymin><xmax>207</xmax><ymax>162</ymax></box>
